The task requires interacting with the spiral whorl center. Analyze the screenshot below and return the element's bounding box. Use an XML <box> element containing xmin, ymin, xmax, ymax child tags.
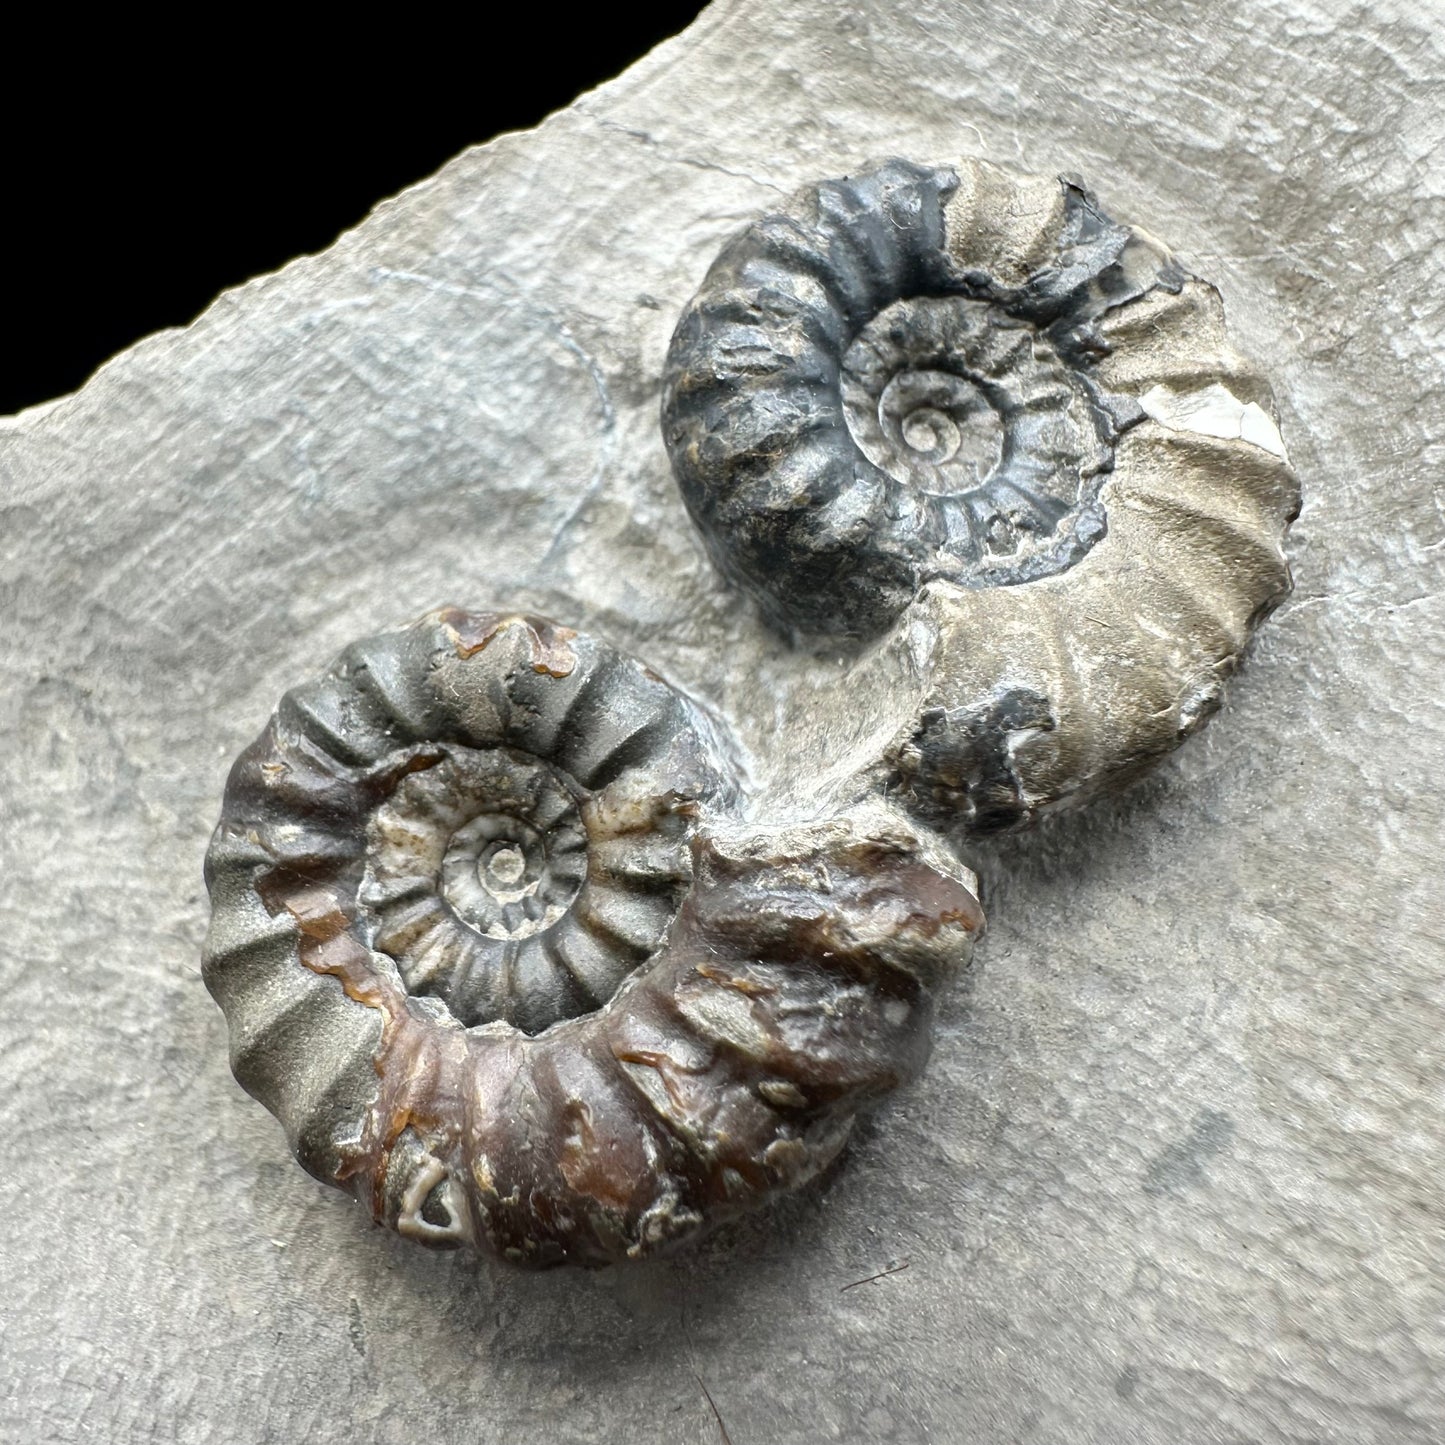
<box><xmin>879</xmin><ymin>369</ymin><xmax>1002</xmax><ymax>480</ymax></box>
<box><xmin>484</xmin><ymin>844</ymin><xmax>526</xmax><ymax>889</ymax></box>
<box><xmin>840</xmin><ymin>294</ymin><xmax>1114</xmax><ymax>579</ymax></box>
<box><xmin>437</xmin><ymin>780</ymin><xmax>586</xmax><ymax>941</ymax></box>
<box><xmin>358</xmin><ymin>746</ymin><xmax>607</xmax><ymax>1030</ymax></box>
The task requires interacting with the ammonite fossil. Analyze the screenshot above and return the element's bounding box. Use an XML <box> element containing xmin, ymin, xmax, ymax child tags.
<box><xmin>203</xmin><ymin>157</ymin><xmax>1301</xmax><ymax>1264</ymax></box>
<box><xmin>663</xmin><ymin>157</ymin><xmax>1300</xmax><ymax>832</ymax></box>
<box><xmin>204</xmin><ymin>608</ymin><xmax>983</xmax><ymax>1264</ymax></box>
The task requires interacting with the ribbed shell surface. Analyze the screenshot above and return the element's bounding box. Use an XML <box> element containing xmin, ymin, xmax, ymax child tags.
<box><xmin>663</xmin><ymin>157</ymin><xmax>1300</xmax><ymax>832</ymax></box>
<box><xmin>203</xmin><ymin>609</ymin><xmax>984</xmax><ymax>1264</ymax></box>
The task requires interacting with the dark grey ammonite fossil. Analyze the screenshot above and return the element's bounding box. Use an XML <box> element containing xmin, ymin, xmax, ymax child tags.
<box><xmin>662</xmin><ymin>157</ymin><xmax>1297</xmax><ymax>637</ymax></box>
<box><xmin>204</xmin><ymin>608</ymin><xmax>983</xmax><ymax>1264</ymax></box>
<box><xmin>663</xmin><ymin>157</ymin><xmax>1300</xmax><ymax>833</ymax></box>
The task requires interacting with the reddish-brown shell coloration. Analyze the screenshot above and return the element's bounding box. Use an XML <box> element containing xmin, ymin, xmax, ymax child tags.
<box><xmin>203</xmin><ymin>609</ymin><xmax>983</xmax><ymax>1265</ymax></box>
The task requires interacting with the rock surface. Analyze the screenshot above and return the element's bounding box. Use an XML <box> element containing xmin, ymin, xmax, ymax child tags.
<box><xmin>2</xmin><ymin>0</ymin><xmax>1442</xmax><ymax>1440</ymax></box>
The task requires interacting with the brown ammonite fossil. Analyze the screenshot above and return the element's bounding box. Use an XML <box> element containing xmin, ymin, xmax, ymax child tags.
<box><xmin>203</xmin><ymin>608</ymin><xmax>983</xmax><ymax>1264</ymax></box>
<box><xmin>662</xmin><ymin>157</ymin><xmax>1300</xmax><ymax>832</ymax></box>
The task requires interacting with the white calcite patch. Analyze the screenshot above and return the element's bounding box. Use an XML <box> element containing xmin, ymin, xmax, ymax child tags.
<box><xmin>1139</xmin><ymin>381</ymin><xmax>1290</xmax><ymax>460</ymax></box>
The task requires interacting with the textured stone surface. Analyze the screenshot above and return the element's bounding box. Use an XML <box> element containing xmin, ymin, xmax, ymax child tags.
<box><xmin>2</xmin><ymin>0</ymin><xmax>1442</xmax><ymax>1440</ymax></box>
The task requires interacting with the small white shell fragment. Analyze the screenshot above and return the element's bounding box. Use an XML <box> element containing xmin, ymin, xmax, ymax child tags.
<box><xmin>1139</xmin><ymin>381</ymin><xmax>1290</xmax><ymax>461</ymax></box>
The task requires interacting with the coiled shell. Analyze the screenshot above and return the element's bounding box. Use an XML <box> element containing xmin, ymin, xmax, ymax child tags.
<box><xmin>663</xmin><ymin>158</ymin><xmax>1300</xmax><ymax>830</ymax></box>
<box><xmin>204</xmin><ymin>609</ymin><xmax>984</xmax><ymax>1263</ymax></box>
<box><xmin>207</xmin><ymin>608</ymin><xmax>727</xmax><ymax>1039</ymax></box>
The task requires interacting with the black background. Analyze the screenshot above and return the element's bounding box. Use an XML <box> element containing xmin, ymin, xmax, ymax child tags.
<box><xmin>2</xmin><ymin>7</ymin><xmax>709</xmax><ymax>416</ymax></box>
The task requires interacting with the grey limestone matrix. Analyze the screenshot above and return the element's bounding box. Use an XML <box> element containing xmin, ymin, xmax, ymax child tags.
<box><xmin>204</xmin><ymin>157</ymin><xmax>1298</xmax><ymax>1267</ymax></box>
<box><xmin>10</xmin><ymin>2</ymin><xmax>1444</xmax><ymax>1438</ymax></box>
